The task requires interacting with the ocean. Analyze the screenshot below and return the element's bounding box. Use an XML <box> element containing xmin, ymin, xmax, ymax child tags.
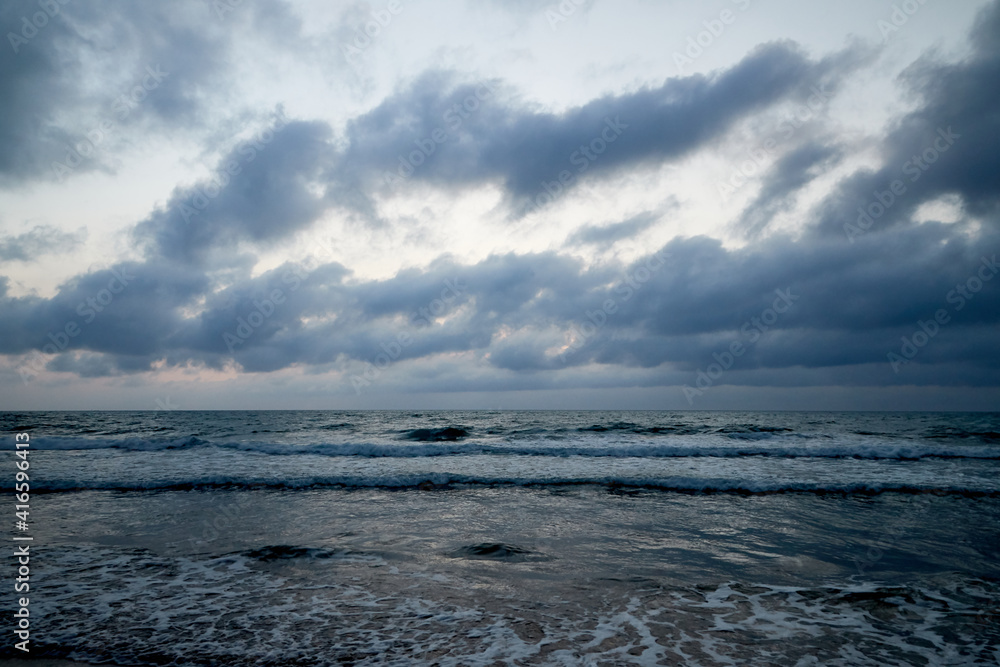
<box><xmin>2</xmin><ymin>410</ymin><xmax>999</xmax><ymax>665</ymax></box>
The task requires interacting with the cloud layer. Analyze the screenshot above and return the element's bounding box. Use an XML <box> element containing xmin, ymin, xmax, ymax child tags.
<box><xmin>1</xmin><ymin>0</ymin><xmax>998</xmax><ymax>406</ymax></box>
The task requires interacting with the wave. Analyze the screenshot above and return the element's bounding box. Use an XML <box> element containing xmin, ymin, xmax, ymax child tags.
<box><xmin>11</xmin><ymin>436</ymin><xmax>1000</xmax><ymax>461</ymax></box>
<box><xmin>714</xmin><ymin>423</ymin><xmax>793</xmax><ymax>434</ymax></box>
<box><xmin>11</xmin><ymin>421</ymin><xmax>1000</xmax><ymax>446</ymax></box>
<box><xmin>575</xmin><ymin>422</ymin><xmax>807</xmax><ymax>437</ymax></box>
<box><xmin>0</xmin><ymin>422</ymin><xmax>835</xmax><ymax>441</ymax></box>
<box><xmin>7</xmin><ymin>435</ymin><xmax>209</xmax><ymax>451</ymax></box>
<box><xmin>923</xmin><ymin>427</ymin><xmax>1000</xmax><ymax>441</ymax></box>
<box><xmin>447</xmin><ymin>542</ymin><xmax>551</xmax><ymax>562</ymax></box>
<box><xmin>220</xmin><ymin>441</ymin><xmax>1000</xmax><ymax>460</ymax></box>
<box><xmin>23</xmin><ymin>474</ymin><xmax>1000</xmax><ymax>496</ymax></box>
<box><xmin>575</xmin><ymin>421</ymin><xmax>778</xmax><ymax>436</ymax></box>
<box><xmin>319</xmin><ymin>422</ymin><xmax>354</xmax><ymax>430</ymax></box>
<box><xmin>401</xmin><ymin>426</ymin><xmax>470</xmax><ymax>441</ymax></box>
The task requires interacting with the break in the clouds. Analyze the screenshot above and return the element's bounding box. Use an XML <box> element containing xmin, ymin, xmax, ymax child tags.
<box><xmin>1</xmin><ymin>0</ymin><xmax>998</xmax><ymax>410</ymax></box>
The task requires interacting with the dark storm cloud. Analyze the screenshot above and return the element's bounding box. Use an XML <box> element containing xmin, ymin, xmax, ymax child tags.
<box><xmin>340</xmin><ymin>41</ymin><xmax>866</xmax><ymax>212</ymax></box>
<box><xmin>0</xmin><ymin>225</ymin><xmax>85</xmax><ymax>261</ymax></box>
<box><xmin>0</xmin><ymin>261</ymin><xmax>208</xmax><ymax>362</ymax></box>
<box><xmin>566</xmin><ymin>211</ymin><xmax>659</xmax><ymax>247</ymax></box>
<box><xmin>173</xmin><ymin>261</ymin><xmax>350</xmax><ymax>359</ymax></box>
<box><xmin>6</xmin><ymin>218</ymin><xmax>998</xmax><ymax>389</ymax></box>
<box><xmin>566</xmin><ymin>225</ymin><xmax>1000</xmax><ymax>376</ymax></box>
<box><xmin>178</xmin><ymin>251</ymin><xmax>600</xmax><ymax>373</ymax></box>
<box><xmin>133</xmin><ymin>119</ymin><xmax>336</xmax><ymax>266</ymax></box>
<box><xmin>732</xmin><ymin>141</ymin><xmax>843</xmax><ymax>238</ymax></box>
<box><xmin>812</xmin><ymin>1</ymin><xmax>1000</xmax><ymax>239</ymax></box>
<box><xmin>0</xmin><ymin>0</ymin><xmax>298</xmax><ymax>184</ymax></box>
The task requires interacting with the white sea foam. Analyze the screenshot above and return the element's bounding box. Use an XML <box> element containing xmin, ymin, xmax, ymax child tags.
<box><xmin>29</xmin><ymin>545</ymin><xmax>1000</xmax><ymax>666</ymax></box>
<box><xmin>13</xmin><ymin>434</ymin><xmax>1000</xmax><ymax>460</ymax></box>
<box><xmin>29</xmin><ymin>444</ymin><xmax>1000</xmax><ymax>495</ymax></box>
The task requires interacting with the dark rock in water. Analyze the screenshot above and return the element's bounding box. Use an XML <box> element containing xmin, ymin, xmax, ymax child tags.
<box><xmin>243</xmin><ymin>545</ymin><xmax>339</xmax><ymax>561</ymax></box>
<box><xmin>447</xmin><ymin>542</ymin><xmax>550</xmax><ymax>562</ymax></box>
<box><xmin>404</xmin><ymin>427</ymin><xmax>469</xmax><ymax>441</ymax></box>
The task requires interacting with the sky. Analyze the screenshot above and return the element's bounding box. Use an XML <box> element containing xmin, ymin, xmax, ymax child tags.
<box><xmin>0</xmin><ymin>0</ymin><xmax>998</xmax><ymax>410</ymax></box>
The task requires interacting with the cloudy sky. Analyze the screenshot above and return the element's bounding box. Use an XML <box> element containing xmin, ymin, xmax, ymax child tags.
<box><xmin>1</xmin><ymin>0</ymin><xmax>998</xmax><ymax>410</ymax></box>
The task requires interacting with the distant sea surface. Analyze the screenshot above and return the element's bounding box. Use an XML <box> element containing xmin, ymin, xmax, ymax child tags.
<box><xmin>3</xmin><ymin>410</ymin><xmax>999</xmax><ymax>665</ymax></box>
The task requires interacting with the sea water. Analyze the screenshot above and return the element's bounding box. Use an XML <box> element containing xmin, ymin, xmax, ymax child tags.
<box><xmin>3</xmin><ymin>410</ymin><xmax>999</xmax><ymax>665</ymax></box>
